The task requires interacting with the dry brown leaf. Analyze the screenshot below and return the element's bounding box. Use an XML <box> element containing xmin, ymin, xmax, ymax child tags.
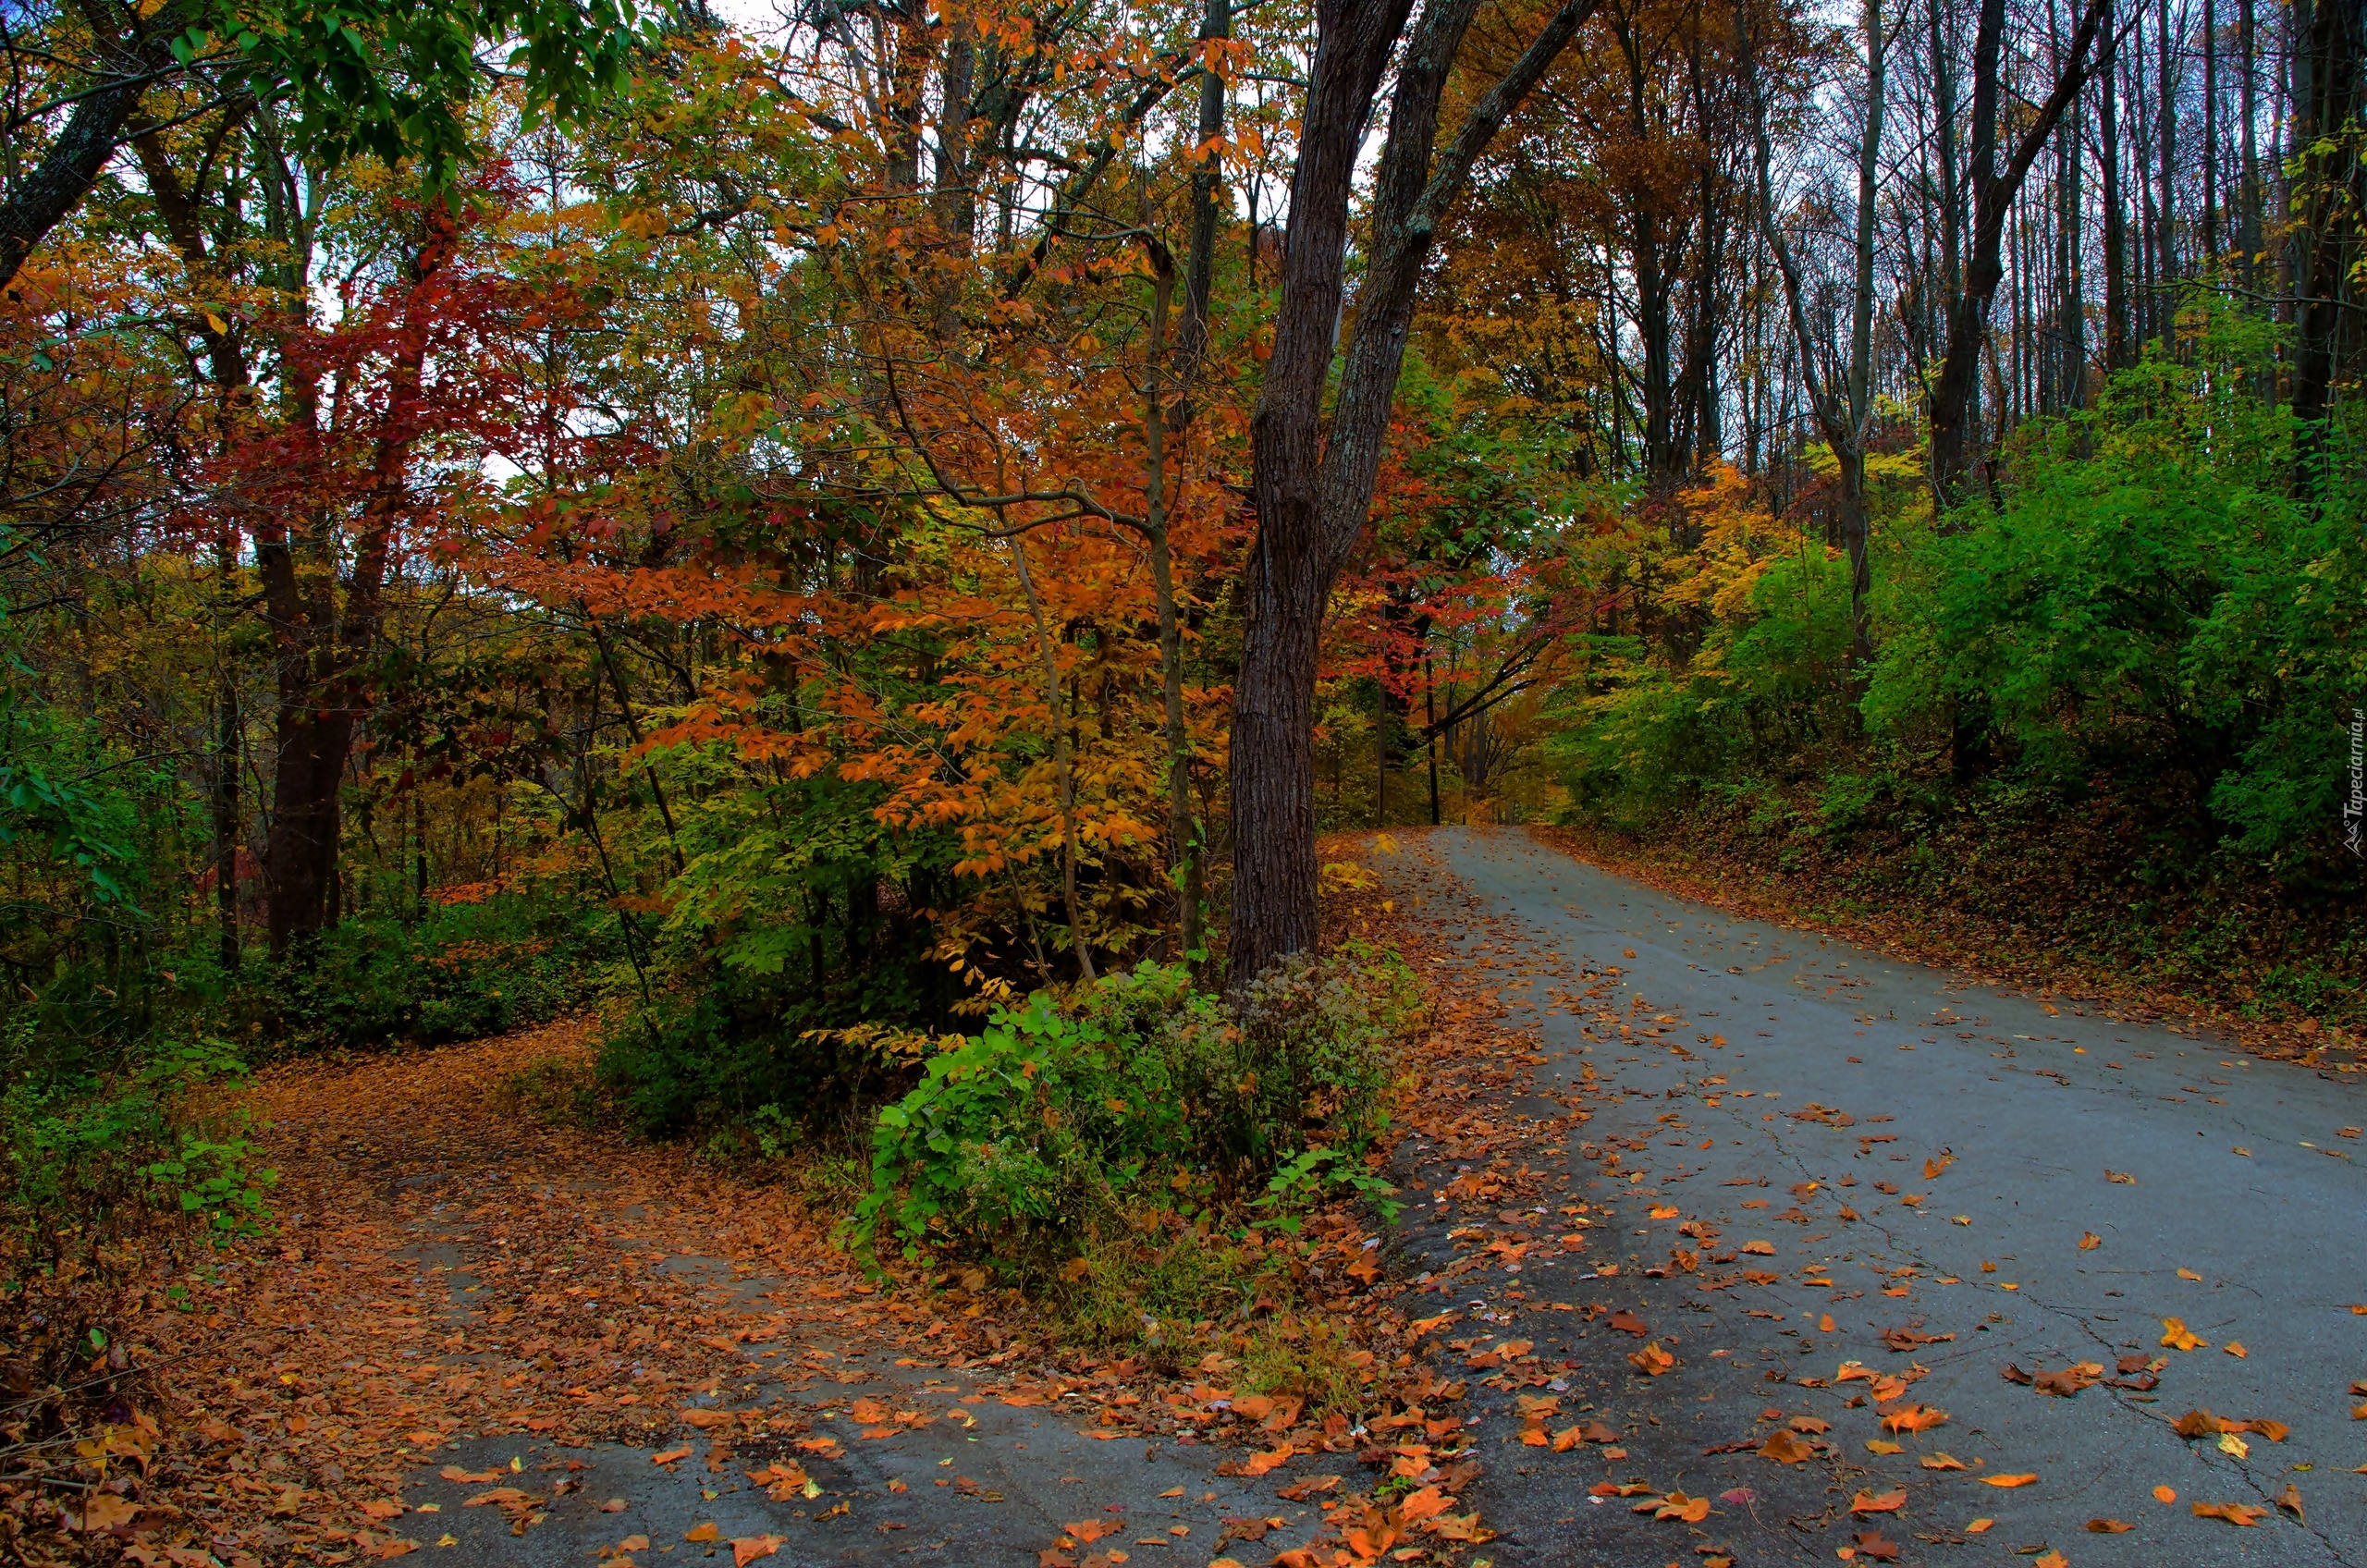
<box><xmin>2192</xmin><ymin>1501</ymin><xmax>2267</xmax><ymax>1526</ymax></box>
<box><xmin>1848</xmin><ymin>1488</ymin><xmax>1907</xmax><ymax>1514</ymax></box>
<box><xmin>2086</xmin><ymin>1517</ymin><xmax>2133</xmax><ymax>1533</ymax></box>
<box><xmin>1919</xmin><ymin>1452</ymin><xmax>1967</xmax><ymax>1471</ymax></box>
<box><xmin>1979</xmin><ymin>1474</ymin><xmax>2039</xmax><ymax>1488</ymax></box>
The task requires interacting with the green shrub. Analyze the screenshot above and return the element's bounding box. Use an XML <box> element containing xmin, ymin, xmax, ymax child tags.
<box><xmin>1</xmin><ymin>1031</ymin><xmax>272</xmax><ymax>1279</ymax></box>
<box><xmin>227</xmin><ymin>892</ymin><xmax>616</xmax><ymax>1056</ymax></box>
<box><xmin>850</xmin><ymin>948</ymin><xmax>1420</xmax><ymax>1274</ymax></box>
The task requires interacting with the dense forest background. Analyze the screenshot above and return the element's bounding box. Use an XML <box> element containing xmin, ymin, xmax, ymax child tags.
<box><xmin>0</xmin><ymin>0</ymin><xmax>2361</xmax><ymax>1256</ymax></box>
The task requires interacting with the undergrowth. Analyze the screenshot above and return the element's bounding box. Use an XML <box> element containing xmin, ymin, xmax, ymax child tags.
<box><xmin>828</xmin><ymin>945</ymin><xmax>1427</xmax><ymax>1396</ymax></box>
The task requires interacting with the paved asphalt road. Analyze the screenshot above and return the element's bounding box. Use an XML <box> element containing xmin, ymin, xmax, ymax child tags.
<box><xmin>402</xmin><ymin>824</ymin><xmax>2364</xmax><ymax>1568</ymax></box>
<box><xmin>1380</xmin><ymin>826</ymin><xmax>2365</xmax><ymax>1567</ymax></box>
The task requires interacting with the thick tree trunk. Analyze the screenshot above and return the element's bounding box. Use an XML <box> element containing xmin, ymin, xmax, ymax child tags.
<box><xmin>261</xmin><ymin>242</ymin><xmax>436</xmax><ymax>955</ymax></box>
<box><xmin>0</xmin><ymin>62</ymin><xmax>161</xmax><ymax>290</ymax></box>
<box><xmin>1229</xmin><ymin>0</ymin><xmax>1599</xmax><ymax>986</ymax></box>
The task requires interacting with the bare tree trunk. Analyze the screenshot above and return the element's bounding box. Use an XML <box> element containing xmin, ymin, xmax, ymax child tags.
<box><xmin>2290</xmin><ymin>0</ymin><xmax>2363</xmax><ymax>487</ymax></box>
<box><xmin>1425</xmin><ymin>646</ymin><xmax>1441</xmax><ymax>826</ymax></box>
<box><xmin>2238</xmin><ymin>0</ymin><xmax>2260</xmax><ymax>288</ymax></box>
<box><xmin>2058</xmin><ymin>79</ymin><xmax>2085</xmax><ymax>407</ymax></box>
<box><xmin>2156</xmin><ymin>0</ymin><xmax>2177</xmax><ymax>301</ymax></box>
<box><xmin>1178</xmin><ymin>0</ymin><xmax>1233</xmax><ymax>372</ymax></box>
<box><xmin>2103</xmin><ymin>0</ymin><xmax>2129</xmax><ymax>367</ymax></box>
<box><xmin>1008</xmin><ymin>535</ymin><xmax>1096</xmax><ymax>984</ymax></box>
<box><xmin>1141</xmin><ymin>254</ymin><xmax>1204</xmax><ymax>964</ymax></box>
<box><xmin>2203</xmin><ymin>0</ymin><xmax>2218</xmax><ymax>263</ymax></box>
<box><xmin>1929</xmin><ymin>0</ymin><xmax>2113</xmax><ymax>499</ymax></box>
<box><xmin>1229</xmin><ymin>0</ymin><xmax>1600</xmax><ymax>985</ymax></box>
<box><xmin>214</xmin><ymin>672</ymin><xmax>240</xmax><ymax>973</ymax></box>
<box><xmin>0</xmin><ymin>10</ymin><xmax>186</xmax><ymax>290</ymax></box>
<box><xmin>1740</xmin><ymin>0</ymin><xmax>1881</xmax><ymax>660</ymax></box>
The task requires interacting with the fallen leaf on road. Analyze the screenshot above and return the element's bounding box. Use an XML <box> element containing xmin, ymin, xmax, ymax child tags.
<box><xmin>2152</xmin><ymin>1486</ymin><xmax>2177</xmax><ymax>1503</ymax></box>
<box><xmin>2033</xmin><ymin>1363</ymin><xmax>2103</xmax><ymax>1397</ymax></box>
<box><xmin>1882</xmin><ymin>1405</ymin><xmax>1947</xmax><ymax>1434</ymax></box>
<box><xmin>2278</xmin><ymin>1484</ymin><xmax>2304</xmax><ymax>1521</ymax></box>
<box><xmin>651</xmin><ymin>1447</ymin><xmax>693</xmax><ymax>1466</ymax></box>
<box><xmin>1849</xmin><ymin>1531</ymin><xmax>1901</xmax><ymax>1562</ymax></box>
<box><xmin>731</xmin><ymin>1537</ymin><xmax>782</xmax><ymax>1566</ymax></box>
<box><xmin>1644</xmin><ymin>1491</ymin><xmax>1710</xmax><ymax>1523</ymax></box>
<box><xmin>2217</xmin><ymin>1431</ymin><xmax>2250</xmax><ymax>1458</ymax></box>
<box><xmin>2192</xmin><ymin>1501</ymin><xmax>2267</xmax><ymax>1526</ymax></box>
<box><xmin>2223</xmin><ymin>1341</ymin><xmax>2247</xmax><ymax>1358</ymax></box>
<box><xmin>1848</xmin><ymin>1489</ymin><xmax>1906</xmax><ymax>1514</ymax></box>
<box><xmin>1649</xmin><ymin>1206</ymin><xmax>1680</xmax><ymax>1219</ymax></box>
<box><xmin>2079</xmin><ymin>1231</ymin><xmax>2101</xmax><ymax>1250</ymax></box>
<box><xmin>2034</xmin><ymin>1554</ymin><xmax>2067</xmax><ymax>1568</ymax></box>
<box><xmin>1864</xmin><ymin>1439</ymin><xmax>1903</xmax><ymax>1455</ymax></box>
<box><xmin>1965</xmin><ymin>1518</ymin><xmax>1994</xmax><ymax>1534</ymax></box>
<box><xmin>1628</xmin><ymin>1341</ymin><xmax>1675</xmax><ymax>1376</ymax></box>
<box><xmin>1919</xmin><ymin>1453</ymin><xmax>1967</xmax><ymax>1471</ymax></box>
<box><xmin>1979</xmin><ymin>1474</ymin><xmax>2039</xmax><ymax>1488</ymax></box>
<box><xmin>2177</xmin><ymin>1267</ymin><xmax>2202</xmax><ymax>1280</ymax></box>
<box><xmin>2159</xmin><ymin>1317</ymin><xmax>2207</xmax><ymax>1351</ymax></box>
<box><xmin>1760</xmin><ymin>1430</ymin><xmax>1814</xmax><ymax>1464</ymax></box>
<box><xmin>685</xmin><ymin>1524</ymin><xmax>720</xmax><ymax>1542</ymax></box>
<box><xmin>1607</xmin><ymin>1310</ymin><xmax>1650</xmax><ymax>1336</ymax></box>
<box><xmin>2105</xmin><ymin>1170</ymin><xmax>2135</xmax><ymax>1183</ymax></box>
<box><xmin>2233</xmin><ymin>1146</ymin><xmax>2250</xmax><ymax>1156</ymax></box>
<box><xmin>2087</xmin><ymin>1517</ymin><xmax>2133</xmax><ymax>1532</ymax></box>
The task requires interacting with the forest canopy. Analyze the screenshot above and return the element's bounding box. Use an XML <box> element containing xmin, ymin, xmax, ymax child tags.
<box><xmin>0</xmin><ymin>0</ymin><xmax>2360</xmax><ymax>1215</ymax></box>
